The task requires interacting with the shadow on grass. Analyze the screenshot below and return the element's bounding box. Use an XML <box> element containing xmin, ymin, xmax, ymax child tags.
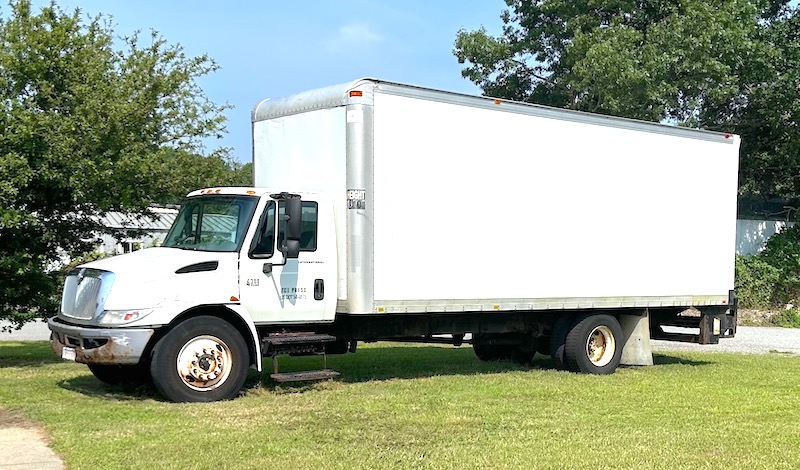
<box><xmin>258</xmin><ymin>345</ymin><xmax>554</xmax><ymax>392</ymax></box>
<box><xmin>57</xmin><ymin>375</ymin><xmax>161</xmax><ymax>401</ymax></box>
<box><xmin>0</xmin><ymin>341</ymin><xmax>63</xmax><ymax>368</ymax></box>
<box><xmin>652</xmin><ymin>353</ymin><xmax>714</xmax><ymax>367</ymax></box>
<box><xmin>260</xmin><ymin>346</ymin><xmax>716</xmax><ymax>392</ymax></box>
<box><xmin>51</xmin><ymin>345</ymin><xmax>715</xmax><ymax>399</ymax></box>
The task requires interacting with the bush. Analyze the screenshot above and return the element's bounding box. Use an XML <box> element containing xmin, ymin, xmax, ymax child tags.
<box><xmin>757</xmin><ymin>224</ymin><xmax>800</xmax><ymax>302</ymax></box>
<box><xmin>736</xmin><ymin>224</ymin><xmax>800</xmax><ymax>310</ymax></box>
<box><xmin>768</xmin><ymin>309</ymin><xmax>800</xmax><ymax>328</ymax></box>
<box><xmin>735</xmin><ymin>254</ymin><xmax>782</xmax><ymax>309</ymax></box>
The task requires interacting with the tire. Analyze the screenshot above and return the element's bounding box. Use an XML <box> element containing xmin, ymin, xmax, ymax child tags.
<box><xmin>150</xmin><ymin>316</ymin><xmax>249</xmax><ymax>402</ymax></box>
<box><xmin>473</xmin><ymin>334</ymin><xmax>536</xmax><ymax>364</ymax></box>
<box><xmin>564</xmin><ymin>314</ymin><xmax>623</xmax><ymax>374</ymax></box>
<box><xmin>549</xmin><ymin>314</ymin><xmax>577</xmax><ymax>369</ymax></box>
<box><xmin>510</xmin><ymin>344</ymin><xmax>536</xmax><ymax>364</ymax></box>
<box><xmin>88</xmin><ymin>363</ymin><xmax>150</xmax><ymax>385</ymax></box>
<box><xmin>473</xmin><ymin>342</ymin><xmax>513</xmax><ymax>362</ymax></box>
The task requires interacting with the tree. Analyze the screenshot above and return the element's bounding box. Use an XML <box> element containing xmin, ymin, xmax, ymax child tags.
<box><xmin>729</xmin><ymin>11</ymin><xmax>800</xmax><ymax>200</ymax></box>
<box><xmin>155</xmin><ymin>150</ymin><xmax>253</xmax><ymax>204</ymax></box>
<box><xmin>454</xmin><ymin>1</ymin><xmax>798</xmax><ymax>199</ymax></box>
<box><xmin>0</xmin><ymin>0</ymin><xmax>235</xmax><ymax>327</ymax></box>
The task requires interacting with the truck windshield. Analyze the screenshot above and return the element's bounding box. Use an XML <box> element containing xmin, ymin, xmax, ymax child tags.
<box><xmin>163</xmin><ymin>195</ymin><xmax>258</xmax><ymax>252</ymax></box>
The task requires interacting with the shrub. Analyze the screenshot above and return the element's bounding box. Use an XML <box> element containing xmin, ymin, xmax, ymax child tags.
<box><xmin>735</xmin><ymin>254</ymin><xmax>782</xmax><ymax>308</ymax></box>
<box><xmin>736</xmin><ymin>224</ymin><xmax>800</xmax><ymax>310</ymax></box>
<box><xmin>768</xmin><ymin>309</ymin><xmax>800</xmax><ymax>328</ymax></box>
<box><xmin>757</xmin><ymin>224</ymin><xmax>800</xmax><ymax>303</ymax></box>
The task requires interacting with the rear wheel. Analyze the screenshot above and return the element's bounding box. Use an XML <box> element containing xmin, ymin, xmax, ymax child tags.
<box><xmin>473</xmin><ymin>342</ymin><xmax>513</xmax><ymax>362</ymax></box>
<box><xmin>473</xmin><ymin>334</ymin><xmax>537</xmax><ymax>364</ymax></box>
<box><xmin>88</xmin><ymin>363</ymin><xmax>150</xmax><ymax>385</ymax></box>
<box><xmin>150</xmin><ymin>316</ymin><xmax>249</xmax><ymax>402</ymax></box>
<box><xmin>564</xmin><ymin>314</ymin><xmax>623</xmax><ymax>374</ymax></box>
<box><xmin>549</xmin><ymin>314</ymin><xmax>577</xmax><ymax>369</ymax></box>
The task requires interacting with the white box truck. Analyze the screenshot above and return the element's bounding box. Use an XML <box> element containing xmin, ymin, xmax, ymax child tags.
<box><xmin>48</xmin><ymin>79</ymin><xmax>739</xmax><ymax>402</ymax></box>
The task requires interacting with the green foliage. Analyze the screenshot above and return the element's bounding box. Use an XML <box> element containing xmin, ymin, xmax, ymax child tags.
<box><xmin>62</xmin><ymin>250</ymin><xmax>109</xmax><ymax>274</ymax></box>
<box><xmin>156</xmin><ymin>149</ymin><xmax>252</xmax><ymax>203</ymax></box>
<box><xmin>735</xmin><ymin>254</ymin><xmax>782</xmax><ymax>309</ymax></box>
<box><xmin>768</xmin><ymin>309</ymin><xmax>800</xmax><ymax>328</ymax></box>
<box><xmin>726</xmin><ymin>11</ymin><xmax>800</xmax><ymax>199</ymax></box>
<box><xmin>0</xmin><ymin>0</ymin><xmax>244</xmax><ymax>325</ymax></box>
<box><xmin>454</xmin><ymin>1</ymin><xmax>799</xmax><ymax>199</ymax></box>
<box><xmin>758</xmin><ymin>224</ymin><xmax>800</xmax><ymax>302</ymax></box>
<box><xmin>736</xmin><ymin>224</ymin><xmax>800</xmax><ymax>309</ymax></box>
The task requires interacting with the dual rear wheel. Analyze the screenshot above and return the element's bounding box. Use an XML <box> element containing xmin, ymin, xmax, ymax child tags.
<box><xmin>552</xmin><ymin>314</ymin><xmax>623</xmax><ymax>374</ymax></box>
<box><xmin>473</xmin><ymin>314</ymin><xmax>623</xmax><ymax>375</ymax></box>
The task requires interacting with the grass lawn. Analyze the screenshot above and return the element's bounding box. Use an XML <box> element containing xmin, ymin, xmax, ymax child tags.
<box><xmin>1</xmin><ymin>341</ymin><xmax>799</xmax><ymax>469</ymax></box>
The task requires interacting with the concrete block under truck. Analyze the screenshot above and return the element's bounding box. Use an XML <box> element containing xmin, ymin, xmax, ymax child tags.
<box><xmin>48</xmin><ymin>79</ymin><xmax>739</xmax><ymax>402</ymax></box>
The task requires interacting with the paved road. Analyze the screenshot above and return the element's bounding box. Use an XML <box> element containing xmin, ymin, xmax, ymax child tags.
<box><xmin>0</xmin><ymin>320</ymin><xmax>51</xmax><ymax>341</ymax></box>
<box><xmin>652</xmin><ymin>325</ymin><xmax>800</xmax><ymax>355</ymax></box>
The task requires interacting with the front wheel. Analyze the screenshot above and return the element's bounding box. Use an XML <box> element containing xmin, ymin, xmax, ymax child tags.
<box><xmin>564</xmin><ymin>314</ymin><xmax>623</xmax><ymax>374</ymax></box>
<box><xmin>150</xmin><ymin>316</ymin><xmax>249</xmax><ymax>402</ymax></box>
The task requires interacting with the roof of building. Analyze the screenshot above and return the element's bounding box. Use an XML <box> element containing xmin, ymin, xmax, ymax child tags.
<box><xmin>97</xmin><ymin>207</ymin><xmax>178</xmax><ymax>231</ymax></box>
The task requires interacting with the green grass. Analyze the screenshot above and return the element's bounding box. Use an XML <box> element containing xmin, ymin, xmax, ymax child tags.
<box><xmin>2</xmin><ymin>342</ymin><xmax>800</xmax><ymax>469</ymax></box>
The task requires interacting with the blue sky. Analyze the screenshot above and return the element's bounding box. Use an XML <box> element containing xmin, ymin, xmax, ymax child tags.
<box><xmin>29</xmin><ymin>1</ymin><xmax>507</xmax><ymax>162</ymax></box>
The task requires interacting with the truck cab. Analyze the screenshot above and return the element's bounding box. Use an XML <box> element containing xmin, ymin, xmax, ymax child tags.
<box><xmin>49</xmin><ymin>188</ymin><xmax>337</xmax><ymax>402</ymax></box>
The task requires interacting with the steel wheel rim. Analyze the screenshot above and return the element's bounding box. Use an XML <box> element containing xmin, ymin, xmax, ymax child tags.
<box><xmin>176</xmin><ymin>335</ymin><xmax>233</xmax><ymax>391</ymax></box>
<box><xmin>585</xmin><ymin>325</ymin><xmax>615</xmax><ymax>367</ymax></box>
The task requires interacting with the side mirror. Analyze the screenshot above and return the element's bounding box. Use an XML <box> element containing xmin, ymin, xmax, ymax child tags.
<box><xmin>281</xmin><ymin>195</ymin><xmax>302</xmax><ymax>259</ymax></box>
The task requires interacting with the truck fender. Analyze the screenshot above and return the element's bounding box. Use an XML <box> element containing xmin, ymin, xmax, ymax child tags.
<box><xmin>223</xmin><ymin>304</ymin><xmax>263</xmax><ymax>372</ymax></box>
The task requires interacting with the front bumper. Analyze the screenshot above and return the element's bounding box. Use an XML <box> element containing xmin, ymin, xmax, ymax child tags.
<box><xmin>47</xmin><ymin>317</ymin><xmax>156</xmax><ymax>365</ymax></box>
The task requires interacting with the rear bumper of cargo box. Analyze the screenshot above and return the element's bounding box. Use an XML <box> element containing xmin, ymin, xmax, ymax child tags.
<box><xmin>649</xmin><ymin>293</ymin><xmax>737</xmax><ymax>344</ymax></box>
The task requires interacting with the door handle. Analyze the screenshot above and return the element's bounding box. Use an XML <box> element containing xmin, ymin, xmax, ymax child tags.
<box><xmin>314</xmin><ymin>279</ymin><xmax>324</xmax><ymax>301</ymax></box>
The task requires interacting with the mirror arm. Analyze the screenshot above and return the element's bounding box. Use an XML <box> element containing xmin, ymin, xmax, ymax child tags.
<box><xmin>263</xmin><ymin>242</ymin><xmax>295</xmax><ymax>275</ymax></box>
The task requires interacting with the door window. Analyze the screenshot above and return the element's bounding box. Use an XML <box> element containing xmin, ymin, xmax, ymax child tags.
<box><xmin>250</xmin><ymin>202</ymin><xmax>276</xmax><ymax>258</ymax></box>
<box><xmin>278</xmin><ymin>202</ymin><xmax>318</xmax><ymax>252</ymax></box>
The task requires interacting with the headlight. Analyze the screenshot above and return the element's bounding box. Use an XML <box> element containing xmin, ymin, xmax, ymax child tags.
<box><xmin>98</xmin><ymin>308</ymin><xmax>153</xmax><ymax>325</ymax></box>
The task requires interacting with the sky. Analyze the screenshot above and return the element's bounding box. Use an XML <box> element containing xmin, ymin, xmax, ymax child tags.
<box><xmin>28</xmin><ymin>0</ymin><xmax>507</xmax><ymax>163</ymax></box>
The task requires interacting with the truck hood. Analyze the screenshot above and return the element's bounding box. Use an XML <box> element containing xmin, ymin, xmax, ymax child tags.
<box><xmin>81</xmin><ymin>247</ymin><xmax>240</xmax><ymax>313</ymax></box>
<box><xmin>84</xmin><ymin>247</ymin><xmax>225</xmax><ymax>277</ymax></box>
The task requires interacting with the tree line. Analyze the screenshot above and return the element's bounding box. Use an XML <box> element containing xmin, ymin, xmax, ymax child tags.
<box><xmin>454</xmin><ymin>0</ymin><xmax>799</xmax><ymax>202</ymax></box>
<box><xmin>0</xmin><ymin>0</ymin><xmax>250</xmax><ymax>326</ymax></box>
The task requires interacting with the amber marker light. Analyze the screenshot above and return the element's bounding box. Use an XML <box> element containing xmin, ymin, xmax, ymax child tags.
<box><xmin>493</xmin><ymin>99</ymin><xmax>502</xmax><ymax>105</ymax></box>
<box><xmin>230</xmin><ymin>296</ymin><xmax>239</xmax><ymax>302</ymax></box>
<box><xmin>349</xmin><ymin>90</ymin><xmax>363</xmax><ymax>97</ymax></box>
<box><xmin>246</xmin><ymin>190</ymin><xmax>256</xmax><ymax>195</ymax></box>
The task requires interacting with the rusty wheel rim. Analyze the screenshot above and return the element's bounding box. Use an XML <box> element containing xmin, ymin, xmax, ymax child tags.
<box><xmin>176</xmin><ymin>335</ymin><xmax>233</xmax><ymax>391</ymax></box>
<box><xmin>585</xmin><ymin>325</ymin><xmax>615</xmax><ymax>367</ymax></box>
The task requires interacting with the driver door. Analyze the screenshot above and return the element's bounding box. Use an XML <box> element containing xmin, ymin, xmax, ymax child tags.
<box><xmin>239</xmin><ymin>197</ymin><xmax>336</xmax><ymax>324</ymax></box>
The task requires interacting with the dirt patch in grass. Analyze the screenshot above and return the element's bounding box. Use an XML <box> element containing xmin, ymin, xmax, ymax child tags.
<box><xmin>0</xmin><ymin>407</ymin><xmax>53</xmax><ymax>448</ymax></box>
<box><xmin>0</xmin><ymin>407</ymin><xmax>40</xmax><ymax>429</ymax></box>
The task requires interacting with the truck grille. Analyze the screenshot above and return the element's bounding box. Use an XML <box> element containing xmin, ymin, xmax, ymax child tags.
<box><xmin>60</xmin><ymin>268</ymin><xmax>115</xmax><ymax>320</ymax></box>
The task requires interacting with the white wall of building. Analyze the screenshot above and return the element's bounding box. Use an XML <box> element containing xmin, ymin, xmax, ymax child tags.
<box><xmin>736</xmin><ymin>219</ymin><xmax>794</xmax><ymax>255</ymax></box>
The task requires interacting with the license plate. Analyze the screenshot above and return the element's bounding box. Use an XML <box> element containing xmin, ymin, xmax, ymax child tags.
<box><xmin>61</xmin><ymin>347</ymin><xmax>76</xmax><ymax>361</ymax></box>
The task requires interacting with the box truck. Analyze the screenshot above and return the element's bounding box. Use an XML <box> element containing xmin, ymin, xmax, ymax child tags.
<box><xmin>48</xmin><ymin>79</ymin><xmax>739</xmax><ymax>402</ymax></box>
